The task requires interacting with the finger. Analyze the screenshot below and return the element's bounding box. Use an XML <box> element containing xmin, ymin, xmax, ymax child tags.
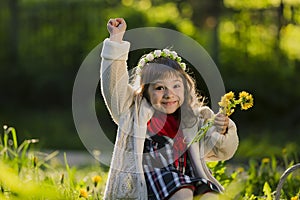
<box><xmin>114</xmin><ymin>21</ymin><xmax>120</xmax><ymax>27</ymax></box>
<box><xmin>107</xmin><ymin>23</ymin><xmax>115</xmax><ymax>33</ymax></box>
<box><xmin>214</xmin><ymin>118</ymin><xmax>228</xmax><ymax>134</ymax></box>
<box><xmin>108</xmin><ymin>19</ymin><xmax>118</xmax><ymax>27</ymax></box>
<box><xmin>108</xmin><ymin>19</ymin><xmax>114</xmax><ymax>26</ymax></box>
<box><xmin>217</xmin><ymin>126</ymin><xmax>227</xmax><ymax>135</ymax></box>
<box><xmin>215</xmin><ymin>121</ymin><xmax>227</xmax><ymax>130</ymax></box>
<box><xmin>214</xmin><ymin>119</ymin><xmax>227</xmax><ymax>127</ymax></box>
<box><xmin>112</xmin><ymin>21</ymin><xmax>119</xmax><ymax>27</ymax></box>
<box><xmin>116</xmin><ymin>18</ymin><xmax>124</xmax><ymax>25</ymax></box>
<box><xmin>107</xmin><ymin>20</ymin><xmax>115</xmax><ymax>31</ymax></box>
<box><xmin>215</xmin><ymin>115</ymin><xmax>229</xmax><ymax>125</ymax></box>
<box><xmin>224</xmin><ymin>116</ymin><xmax>229</xmax><ymax>126</ymax></box>
<box><xmin>216</xmin><ymin>113</ymin><xmax>226</xmax><ymax>117</ymax></box>
<box><xmin>116</xmin><ymin>18</ymin><xmax>127</xmax><ymax>30</ymax></box>
<box><xmin>215</xmin><ymin>123</ymin><xmax>228</xmax><ymax>133</ymax></box>
<box><xmin>107</xmin><ymin>22</ymin><xmax>113</xmax><ymax>30</ymax></box>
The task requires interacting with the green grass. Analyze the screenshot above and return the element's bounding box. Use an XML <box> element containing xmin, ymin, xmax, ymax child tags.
<box><xmin>0</xmin><ymin>125</ymin><xmax>106</xmax><ymax>199</ymax></box>
<box><xmin>0</xmin><ymin>125</ymin><xmax>299</xmax><ymax>199</ymax></box>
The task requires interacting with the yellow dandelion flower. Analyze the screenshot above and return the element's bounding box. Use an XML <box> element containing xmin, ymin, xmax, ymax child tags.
<box><xmin>189</xmin><ymin>90</ymin><xmax>254</xmax><ymax>146</ymax></box>
<box><xmin>219</xmin><ymin>92</ymin><xmax>234</xmax><ymax>108</ymax></box>
<box><xmin>219</xmin><ymin>91</ymin><xmax>234</xmax><ymax>107</ymax></box>
<box><xmin>92</xmin><ymin>175</ymin><xmax>102</xmax><ymax>187</ymax></box>
<box><xmin>239</xmin><ymin>91</ymin><xmax>249</xmax><ymax>99</ymax></box>
<box><xmin>218</xmin><ymin>91</ymin><xmax>237</xmax><ymax>116</ymax></box>
<box><xmin>236</xmin><ymin>167</ymin><xmax>244</xmax><ymax>173</ymax></box>
<box><xmin>291</xmin><ymin>196</ymin><xmax>299</xmax><ymax>200</ymax></box>
<box><xmin>225</xmin><ymin>91</ymin><xmax>235</xmax><ymax>100</ymax></box>
<box><xmin>262</xmin><ymin>157</ymin><xmax>270</xmax><ymax>164</ymax></box>
<box><xmin>241</xmin><ymin>101</ymin><xmax>253</xmax><ymax>110</ymax></box>
<box><xmin>218</xmin><ymin>96</ymin><xmax>229</xmax><ymax>108</ymax></box>
<box><xmin>239</xmin><ymin>91</ymin><xmax>254</xmax><ymax>110</ymax></box>
<box><xmin>79</xmin><ymin>188</ymin><xmax>88</xmax><ymax>198</ymax></box>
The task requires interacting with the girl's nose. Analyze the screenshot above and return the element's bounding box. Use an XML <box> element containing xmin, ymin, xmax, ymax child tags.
<box><xmin>163</xmin><ymin>88</ymin><xmax>175</xmax><ymax>98</ymax></box>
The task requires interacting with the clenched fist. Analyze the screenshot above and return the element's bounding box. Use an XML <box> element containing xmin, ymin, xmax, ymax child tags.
<box><xmin>107</xmin><ymin>18</ymin><xmax>127</xmax><ymax>43</ymax></box>
<box><xmin>214</xmin><ymin>113</ymin><xmax>229</xmax><ymax>135</ymax></box>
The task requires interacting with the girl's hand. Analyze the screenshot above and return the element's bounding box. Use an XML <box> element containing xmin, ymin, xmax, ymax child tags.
<box><xmin>107</xmin><ymin>18</ymin><xmax>127</xmax><ymax>43</ymax></box>
<box><xmin>214</xmin><ymin>113</ymin><xmax>229</xmax><ymax>135</ymax></box>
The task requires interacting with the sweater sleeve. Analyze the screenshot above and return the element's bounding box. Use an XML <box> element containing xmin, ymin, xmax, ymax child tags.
<box><xmin>204</xmin><ymin>119</ymin><xmax>239</xmax><ymax>161</ymax></box>
<box><xmin>198</xmin><ymin>106</ymin><xmax>239</xmax><ymax>161</ymax></box>
<box><xmin>100</xmin><ymin>38</ymin><xmax>135</xmax><ymax>124</ymax></box>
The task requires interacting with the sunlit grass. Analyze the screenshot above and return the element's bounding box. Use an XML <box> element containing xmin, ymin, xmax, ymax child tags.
<box><xmin>0</xmin><ymin>125</ymin><xmax>106</xmax><ymax>199</ymax></box>
<box><xmin>0</xmin><ymin>125</ymin><xmax>299</xmax><ymax>199</ymax></box>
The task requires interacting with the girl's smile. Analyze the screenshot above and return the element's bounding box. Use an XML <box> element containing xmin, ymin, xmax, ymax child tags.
<box><xmin>147</xmin><ymin>77</ymin><xmax>184</xmax><ymax>114</ymax></box>
<box><xmin>162</xmin><ymin>101</ymin><xmax>177</xmax><ymax>106</ymax></box>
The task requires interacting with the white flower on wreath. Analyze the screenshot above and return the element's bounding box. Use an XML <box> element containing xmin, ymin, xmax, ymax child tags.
<box><xmin>170</xmin><ymin>51</ymin><xmax>178</xmax><ymax>59</ymax></box>
<box><xmin>136</xmin><ymin>48</ymin><xmax>187</xmax><ymax>73</ymax></box>
<box><xmin>136</xmin><ymin>67</ymin><xmax>142</xmax><ymax>74</ymax></box>
<box><xmin>153</xmin><ymin>50</ymin><xmax>162</xmax><ymax>57</ymax></box>
<box><xmin>162</xmin><ymin>49</ymin><xmax>170</xmax><ymax>56</ymax></box>
<box><xmin>138</xmin><ymin>58</ymin><xmax>146</xmax><ymax>67</ymax></box>
<box><xmin>145</xmin><ymin>53</ymin><xmax>154</xmax><ymax>62</ymax></box>
<box><xmin>180</xmin><ymin>63</ymin><xmax>186</xmax><ymax>71</ymax></box>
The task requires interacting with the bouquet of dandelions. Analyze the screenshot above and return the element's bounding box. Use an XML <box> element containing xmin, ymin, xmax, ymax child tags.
<box><xmin>188</xmin><ymin>91</ymin><xmax>254</xmax><ymax>146</ymax></box>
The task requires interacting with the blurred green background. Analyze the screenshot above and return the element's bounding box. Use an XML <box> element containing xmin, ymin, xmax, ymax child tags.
<box><xmin>1</xmin><ymin>0</ymin><xmax>300</xmax><ymax>160</ymax></box>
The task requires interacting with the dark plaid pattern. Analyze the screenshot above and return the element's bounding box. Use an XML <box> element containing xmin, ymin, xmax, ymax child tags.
<box><xmin>143</xmin><ymin>135</ymin><xmax>220</xmax><ymax>200</ymax></box>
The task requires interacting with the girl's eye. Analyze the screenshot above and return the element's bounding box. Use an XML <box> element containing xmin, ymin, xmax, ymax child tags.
<box><xmin>155</xmin><ymin>86</ymin><xmax>165</xmax><ymax>91</ymax></box>
<box><xmin>174</xmin><ymin>84</ymin><xmax>181</xmax><ymax>88</ymax></box>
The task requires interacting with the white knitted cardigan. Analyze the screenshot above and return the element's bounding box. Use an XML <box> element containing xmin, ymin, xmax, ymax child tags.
<box><xmin>100</xmin><ymin>38</ymin><xmax>239</xmax><ymax>199</ymax></box>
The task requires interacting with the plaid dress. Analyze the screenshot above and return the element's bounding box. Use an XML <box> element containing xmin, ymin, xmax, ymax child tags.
<box><xmin>143</xmin><ymin>112</ymin><xmax>220</xmax><ymax>200</ymax></box>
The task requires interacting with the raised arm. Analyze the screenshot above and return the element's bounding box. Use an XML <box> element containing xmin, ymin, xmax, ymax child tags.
<box><xmin>100</xmin><ymin>18</ymin><xmax>135</xmax><ymax>124</ymax></box>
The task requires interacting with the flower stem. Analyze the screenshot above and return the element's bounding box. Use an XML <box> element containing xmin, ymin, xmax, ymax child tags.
<box><xmin>187</xmin><ymin>117</ymin><xmax>215</xmax><ymax>147</ymax></box>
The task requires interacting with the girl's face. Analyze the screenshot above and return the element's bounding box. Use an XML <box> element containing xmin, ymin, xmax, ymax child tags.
<box><xmin>147</xmin><ymin>76</ymin><xmax>184</xmax><ymax>114</ymax></box>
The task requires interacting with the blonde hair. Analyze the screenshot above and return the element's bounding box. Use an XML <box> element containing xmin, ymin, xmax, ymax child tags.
<box><xmin>132</xmin><ymin>57</ymin><xmax>204</xmax><ymax>127</ymax></box>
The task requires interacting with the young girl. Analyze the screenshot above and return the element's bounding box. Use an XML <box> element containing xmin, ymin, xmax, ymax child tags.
<box><xmin>100</xmin><ymin>18</ymin><xmax>238</xmax><ymax>200</ymax></box>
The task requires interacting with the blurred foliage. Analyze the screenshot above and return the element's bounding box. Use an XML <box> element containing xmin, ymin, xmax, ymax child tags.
<box><xmin>0</xmin><ymin>0</ymin><xmax>300</xmax><ymax>155</ymax></box>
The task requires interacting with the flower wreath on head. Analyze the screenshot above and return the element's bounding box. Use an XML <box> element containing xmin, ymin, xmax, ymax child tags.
<box><xmin>135</xmin><ymin>49</ymin><xmax>187</xmax><ymax>74</ymax></box>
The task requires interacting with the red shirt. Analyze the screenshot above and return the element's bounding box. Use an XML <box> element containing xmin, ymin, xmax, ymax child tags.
<box><xmin>147</xmin><ymin>110</ymin><xmax>187</xmax><ymax>168</ymax></box>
